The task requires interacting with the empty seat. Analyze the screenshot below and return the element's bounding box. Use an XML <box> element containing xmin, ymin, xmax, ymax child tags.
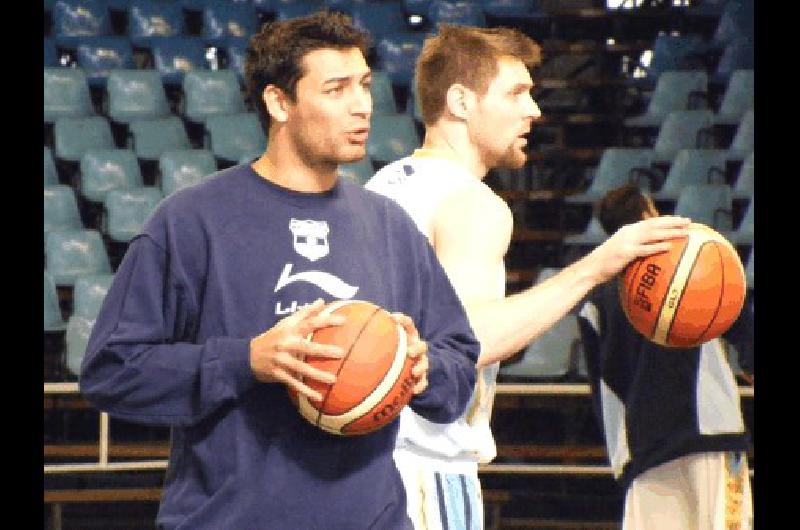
<box><xmin>65</xmin><ymin>313</ymin><xmax>95</xmax><ymax>376</ymax></box>
<box><xmin>403</xmin><ymin>0</ymin><xmax>432</xmax><ymax>17</ymax></box>
<box><xmin>625</xmin><ymin>70</ymin><xmax>708</xmax><ymax>128</ymax></box>
<box><xmin>159</xmin><ymin>149</ymin><xmax>217</xmax><ymax>196</ymax></box>
<box><xmin>72</xmin><ymin>273</ymin><xmax>114</xmax><ymax>319</ymax></box>
<box><xmin>338</xmin><ymin>156</ymin><xmax>375</xmax><ymax>186</ymax></box>
<box><xmin>79</xmin><ymin>148</ymin><xmax>144</xmax><ymax>203</ymax></box>
<box><xmin>222</xmin><ymin>37</ymin><xmax>248</xmax><ymax>84</ymax></box>
<box><xmin>732</xmin><ymin>151</ymin><xmax>754</xmax><ymax>200</ymax></box>
<box><xmin>107</xmin><ymin>70</ymin><xmax>171</xmax><ymax>124</ymax></box>
<box><xmin>128</xmin><ymin>0</ymin><xmax>186</xmax><ymax>48</ymax></box>
<box><xmin>652</xmin><ymin>109</ymin><xmax>715</xmax><ymax>163</ymax></box>
<box><xmin>633</xmin><ymin>34</ymin><xmax>706</xmax><ymax>88</ymax></box>
<box><xmin>44</xmin><ymin>67</ymin><xmax>94</xmax><ymax>123</ymax></box>
<box><xmin>711</xmin><ymin>37</ymin><xmax>755</xmax><ymax>86</ymax></box>
<box><xmin>367</xmin><ymin>113</ymin><xmax>421</xmax><ymax>163</ymax></box>
<box><xmin>45</xmin><ymin>229</ymin><xmax>112</xmax><ymax>287</ymax></box>
<box><xmin>499</xmin><ymin>314</ymin><xmax>582</xmax><ymax>380</ymax></box>
<box><xmin>103</xmin><ymin>187</ymin><xmax>163</xmax><ymax>242</ymax></box>
<box><xmin>182</xmin><ymin>69</ymin><xmax>245</xmax><ymax>123</ymax></box>
<box><xmin>744</xmin><ymin>246</ymin><xmax>753</xmax><ymax>289</ymax></box>
<box><xmin>483</xmin><ymin>0</ymin><xmax>548</xmax><ymax>21</ymax></box>
<box><xmin>45</xmin><ymin>146</ymin><xmax>60</xmax><ymax>187</ymax></box>
<box><xmin>152</xmin><ymin>36</ymin><xmax>209</xmax><ymax>87</ymax></box>
<box><xmin>650</xmin><ymin>148</ymin><xmax>727</xmax><ymax>201</ymax></box>
<box><xmin>672</xmin><ymin>183</ymin><xmax>734</xmax><ymax>231</ymax></box>
<box><xmin>54</xmin><ymin>116</ymin><xmax>115</xmax><ymax>163</ymax></box>
<box><xmin>44</xmin><ymin>37</ymin><xmax>59</xmax><ymax>67</ymax></box>
<box><xmin>729</xmin><ymin>196</ymin><xmax>753</xmax><ymax>246</ymax></box>
<box><xmin>350</xmin><ymin>1</ymin><xmax>409</xmax><ymax>42</ymax></box>
<box><xmin>44</xmin><ymin>185</ymin><xmax>83</xmax><ymax>236</ymax></box>
<box><xmin>205</xmin><ymin>113</ymin><xmax>268</xmax><ymax>163</ymax></box>
<box><xmin>714</xmin><ymin>69</ymin><xmax>754</xmax><ymax>126</ymax></box>
<box><xmin>274</xmin><ymin>0</ymin><xmax>327</xmax><ymax>21</ymax></box>
<box><xmin>370</xmin><ymin>70</ymin><xmax>399</xmax><ymax>115</ymax></box>
<box><xmin>709</xmin><ymin>0</ymin><xmax>754</xmax><ymax>52</ymax></box>
<box><xmin>128</xmin><ymin>116</ymin><xmax>192</xmax><ymax>160</ymax></box>
<box><xmin>202</xmin><ymin>2</ymin><xmax>259</xmax><ymax>48</ymax></box>
<box><xmin>428</xmin><ymin>0</ymin><xmax>487</xmax><ymax>27</ymax></box>
<box><xmin>726</xmin><ymin>109</ymin><xmax>754</xmax><ymax>161</ymax></box>
<box><xmin>375</xmin><ymin>32</ymin><xmax>427</xmax><ymax>87</ymax></box>
<box><xmin>44</xmin><ymin>271</ymin><xmax>66</xmax><ymax>332</ymax></box>
<box><xmin>53</xmin><ymin>0</ymin><xmax>112</xmax><ymax>47</ymax></box>
<box><xmin>75</xmin><ymin>36</ymin><xmax>137</xmax><ymax>89</ymax></box>
<box><xmin>565</xmin><ymin>148</ymin><xmax>656</xmax><ymax>205</ymax></box>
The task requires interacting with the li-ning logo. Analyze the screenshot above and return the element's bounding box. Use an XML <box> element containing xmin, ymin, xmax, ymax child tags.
<box><xmin>289</xmin><ymin>218</ymin><xmax>329</xmax><ymax>262</ymax></box>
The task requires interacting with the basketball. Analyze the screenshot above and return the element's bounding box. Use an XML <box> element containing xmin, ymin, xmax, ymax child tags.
<box><xmin>619</xmin><ymin>222</ymin><xmax>746</xmax><ymax>348</ymax></box>
<box><xmin>288</xmin><ymin>299</ymin><xmax>416</xmax><ymax>436</ymax></box>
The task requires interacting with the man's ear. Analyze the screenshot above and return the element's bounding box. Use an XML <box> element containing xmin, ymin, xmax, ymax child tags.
<box><xmin>444</xmin><ymin>83</ymin><xmax>475</xmax><ymax>120</ymax></box>
<box><xmin>263</xmin><ymin>85</ymin><xmax>290</xmax><ymax>123</ymax></box>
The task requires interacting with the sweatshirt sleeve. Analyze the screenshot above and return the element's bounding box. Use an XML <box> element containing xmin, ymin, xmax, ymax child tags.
<box><xmin>407</xmin><ymin>238</ymin><xmax>479</xmax><ymax>424</ymax></box>
<box><xmin>79</xmin><ymin>235</ymin><xmax>258</xmax><ymax>427</ymax></box>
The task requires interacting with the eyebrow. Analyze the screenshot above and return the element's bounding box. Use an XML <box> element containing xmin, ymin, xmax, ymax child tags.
<box><xmin>322</xmin><ymin>70</ymin><xmax>372</xmax><ymax>86</ymax></box>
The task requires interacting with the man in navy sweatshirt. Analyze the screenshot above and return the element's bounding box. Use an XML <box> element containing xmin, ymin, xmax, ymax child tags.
<box><xmin>79</xmin><ymin>11</ymin><xmax>479</xmax><ymax>530</ymax></box>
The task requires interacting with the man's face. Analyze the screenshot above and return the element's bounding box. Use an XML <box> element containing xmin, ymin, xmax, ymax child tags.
<box><xmin>285</xmin><ymin>47</ymin><xmax>372</xmax><ymax>166</ymax></box>
<box><xmin>468</xmin><ymin>56</ymin><xmax>541</xmax><ymax>170</ymax></box>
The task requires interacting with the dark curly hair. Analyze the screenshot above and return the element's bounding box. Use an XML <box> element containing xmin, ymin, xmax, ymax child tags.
<box><xmin>244</xmin><ymin>10</ymin><xmax>371</xmax><ymax>135</ymax></box>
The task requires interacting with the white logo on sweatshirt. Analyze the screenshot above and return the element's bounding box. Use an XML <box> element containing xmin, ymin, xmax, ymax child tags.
<box><xmin>289</xmin><ymin>218</ymin><xmax>329</xmax><ymax>262</ymax></box>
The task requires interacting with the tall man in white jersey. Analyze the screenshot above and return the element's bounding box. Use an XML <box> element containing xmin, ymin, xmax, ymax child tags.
<box><xmin>366</xmin><ymin>25</ymin><xmax>691</xmax><ymax>530</ymax></box>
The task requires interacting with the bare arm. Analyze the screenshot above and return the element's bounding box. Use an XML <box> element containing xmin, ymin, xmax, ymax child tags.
<box><xmin>433</xmin><ymin>188</ymin><xmax>691</xmax><ymax>368</ymax></box>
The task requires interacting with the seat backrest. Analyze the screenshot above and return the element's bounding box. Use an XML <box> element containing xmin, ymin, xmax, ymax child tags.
<box><xmin>128</xmin><ymin>0</ymin><xmax>186</xmax><ymax>46</ymax></box>
<box><xmin>75</xmin><ymin>36</ymin><xmax>137</xmax><ymax>88</ymax></box>
<box><xmin>673</xmin><ymin>183</ymin><xmax>733</xmax><ymax>230</ymax></box>
<box><xmin>375</xmin><ymin>32</ymin><xmax>426</xmax><ymax>87</ymax></box>
<box><xmin>367</xmin><ymin>113</ymin><xmax>421</xmax><ymax>163</ymax></box>
<box><xmin>45</xmin><ymin>229</ymin><xmax>112</xmax><ymax>287</ymax></box>
<box><xmin>370</xmin><ymin>70</ymin><xmax>398</xmax><ymax>115</ymax></box>
<box><xmin>351</xmin><ymin>1</ymin><xmax>409</xmax><ymax>41</ymax></box>
<box><xmin>428</xmin><ymin>0</ymin><xmax>487</xmax><ymax>27</ymax></box>
<box><xmin>44</xmin><ymin>271</ymin><xmax>66</xmax><ymax>332</ymax></box>
<box><xmin>65</xmin><ymin>314</ymin><xmax>95</xmax><ymax>376</ymax></box>
<box><xmin>104</xmin><ymin>187</ymin><xmax>164</xmax><ymax>242</ymax></box>
<box><xmin>44</xmin><ymin>67</ymin><xmax>94</xmax><ymax>123</ymax></box>
<box><xmin>714</xmin><ymin>37</ymin><xmax>754</xmax><ymax>83</ymax></box>
<box><xmin>182</xmin><ymin>69</ymin><xmax>245</xmax><ymax>123</ymax></box>
<box><xmin>274</xmin><ymin>0</ymin><xmax>327</xmax><ymax>21</ymax></box>
<box><xmin>500</xmin><ymin>314</ymin><xmax>581</xmax><ymax>379</ymax></box>
<box><xmin>45</xmin><ymin>146</ymin><xmax>60</xmax><ymax>187</ymax></box>
<box><xmin>159</xmin><ymin>149</ymin><xmax>218</xmax><ymax>196</ymax></box>
<box><xmin>107</xmin><ymin>69</ymin><xmax>171</xmax><ymax>124</ymax></box>
<box><xmin>736</xmin><ymin>196</ymin><xmax>754</xmax><ymax>236</ymax></box>
<box><xmin>79</xmin><ymin>148</ymin><xmax>144</xmax><ymax>203</ymax></box>
<box><xmin>647</xmin><ymin>34</ymin><xmax>705</xmax><ymax>78</ymax></box>
<box><xmin>338</xmin><ymin>156</ymin><xmax>375</xmax><ymax>186</ymax></box>
<box><xmin>660</xmin><ymin>148</ymin><xmax>727</xmax><ymax>193</ymax></box>
<box><xmin>45</xmin><ymin>37</ymin><xmax>59</xmax><ymax>67</ymax></box>
<box><xmin>729</xmin><ymin>109</ymin><xmax>754</xmax><ymax>155</ymax></box>
<box><xmin>128</xmin><ymin>116</ymin><xmax>192</xmax><ymax>161</ymax></box>
<box><xmin>72</xmin><ymin>273</ymin><xmax>114</xmax><ymax>319</ymax></box>
<box><xmin>44</xmin><ymin>185</ymin><xmax>83</xmax><ymax>236</ymax></box>
<box><xmin>53</xmin><ymin>0</ymin><xmax>112</xmax><ymax>40</ymax></box>
<box><xmin>205</xmin><ymin>113</ymin><xmax>268</xmax><ymax>162</ymax></box>
<box><xmin>590</xmin><ymin>148</ymin><xmax>656</xmax><ymax>193</ymax></box>
<box><xmin>54</xmin><ymin>116</ymin><xmax>115</xmax><ymax>162</ymax></box>
<box><xmin>717</xmin><ymin>69</ymin><xmax>754</xmax><ymax>121</ymax></box>
<box><xmin>734</xmin><ymin>151</ymin><xmax>754</xmax><ymax>197</ymax></box>
<box><xmin>745</xmin><ymin>246</ymin><xmax>753</xmax><ymax>289</ymax></box>
<box><xmin>711</xmin><ymin>0</ymin><xmax>754</xmax><ymax>48</ymax></box>
<box><xmin>202</xmin><ymin>2</ymin><xmax>259</xmax><ymax>45</ymax></box>
<box><xmin>644</xmin><ymin>70</ymin><xmax>708</xmax><ymax>118</ymax></box>
<box><xmin>653</xmin><ymin>109</ymin><xmax>714</xmax><ymax>161</ymax></box>
<box><xmin>152</xmin><ymin>36</ymin><xmax>209</xmax><ymax>86</ymax></box>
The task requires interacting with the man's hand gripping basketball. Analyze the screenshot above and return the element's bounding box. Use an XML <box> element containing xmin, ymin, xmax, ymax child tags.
<box><xmin>391</xmin><ymin>313</ymin><xmax>429</xmax><ymax>395</ymax></box>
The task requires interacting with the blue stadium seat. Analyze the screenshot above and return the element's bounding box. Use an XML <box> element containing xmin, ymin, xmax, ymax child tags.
<box><xmin>351</xmin><ymin>1</ymin><xmax>409</xmax><ymax>42</ymax></box>
<box><xmin>54</xmin><ymin>116</ymin><xmax>115</xmax><ymax>163</ymax></box>
<box><xmin>44</xmin><ymin>271</ymin><xmax>66</xmax><ymax>332</ymax></box>
<box><xmin>65</xmin><ymin>315</ymin><xmax>94</xmax><ymax>376</ymax></box>
<box><xmin>45</xmin><ymin>229</ymin><xmax>112</xmax><ymax>287</ymax></box>
<box><xmin>159</xmin><ymin>149</ymin><xmax>218</xmax><ymax>196</ymax></box>
<box><xmin>45</xmin><ymin>146</ymin><xmax>60</xmax><ymax>187</ymax></box>
<box><xmin>711</xmin><ymin>37</ymin><xmax>754</xmax><ymax>86</ymax></box>
<box><xmin>375</xmin><ymin>31</ymin><xmax>427</xmax><ymax>87</ymax></box>
<box><xmin>428</xmin><ymin>0</ymin><xmax>487</xmax><ymax>27</ymax></box>
<box><xmin>632</xmin><ymin>34</ymin><xmax>706</xmax><ymax>88</ymax></box>
<box><xmin>366</xmin><ymin>113</ymin><xmax>421</xmax><ymax>163</ymax></box>
<box><xmin>75</xmin><ymin>36</ymin><xmax>137</xmax><ymax>89</ymax></box>
<box><xmin>202</xmin><ymin>2</ymin><xmax>259</xmax><ymax>48</ymax></box>
<box><xmin>652</xmin><ymin>109</ymin><xmax>715</xmax><ymax>163</ymax></box>
<box><xmin>72</xmin><ymin>273</ymin><xmax>114</xmax><ymax>319</ymax></box>
<box><xmin>403</xmin><ymin>0</ymin><xmax>432</xmax><ymax>17</ymax></box>
<box><xmin>182</xmin><ymin>69</ymin><xmax>245</xmax><ymax>123</ymax></box>
<box><xmin>222</xmin><ymin>37</ymin><xmax>248</xmax><ymax>84</ymax></box>
<box><xmin>565</xmin><ymin>148</ymin><xmax>656</xmax><ymax>205</ymax></box>
<box><xmin>672</xmin><ymin>183</ymin><xmax>734</xmax><ymax>232</ymax></box>
<box><xmin>499</xmin><ymin>314</ymin><xmax>582</xmax><ymax>380</ymax></box>
<box><xmin>563</xmin><ymin>216</ymin><xmax>608</xmax><ymax>247</ymax></box>
<box><xmin>714</xmin><ymin>69</ymin><xmax>754</xmax><ymax>126</ymax></box>
<box><xmin>729</xmin><ymin>196</ymin><xmax>753</xmax><ymax>246</ymax></box>
<box><xmin>370</xmin><ymin>70</ymin><xmax>398</xmax><ymax>115</ymax></box>
<box><xmin>744</xmin><ymin>246</ymin><xmax>753</xmax><ymax>290</ymax></box>
<box><xmin>79</xmin><ymin>148</ymin><xmax>144</xmax><ymax>203</ymax></box>
<box><xmin>726</xmin><ymin>109</ymin><xmax>753</xmax><ymax>161</ymax></box>
<box><xmin>732</xmin><ymin>151</ymin><xmax>754</xmax><ymax>200</ymax></box>
<box><xmin>44</xmin><ymin>185</ymin><xmax>83</xmax><ymax>237</ymax></box>
<box><xmin>709</xmin><ymin>0</ymin><xmax>754</xmax><ymax>52</ymax></box>
<box><xmin>338</xmin><ymin>156</ymin><xmax>375</xmax><ymax>186</ymax></box>
<box><xmin>274</xmin><ymin>0</ymin><xmax>327</xmax><ymax>20</ymax></box>
<box><xmin>44</xmin><ymin>37</ymin><xmax>59</xmax><ymax>67</ymax></box>
<box><xmin>53</xmin><ymin>0</ymin><xmax>112</xmax><ymax>47</ymax></box>
<box><xmin>205</xmin><ymin>113</ymin><xmax>268</xmax><ymax>163</ymax></box>
<box><xmin>482</xmin><ymin>0</ymin><xmax>548</xmax><ymax>22</ymax></box>
<box><xmin>650</xmin><ymin>148</ymin><xmax>727</xmax><ymax>201</ymax></box>
<box><xmin>103</xmin><ymin>187</ymin><xmax>163</xmax><ymax>242</ymax></box>
<box><xmin>625</xmin><ymin>70</ymin><xmax>708</xmax><ymax>128</ymax></box>
<box><xmin>128</xmin><ymin>116</ymin><xmax>192</xmax><ymax>161</ymax></box>
<box><xmin>127</xmin><ymin>0</ymin><xmax>186</xmax><ymax>49</ymax></box>
<box><xmin>152</xmin><ymin>36</ymin><xmax>209</xmax><ymax>87</ymax></box>
<box><xmin>107</xmin><ymin>69</ymin><xmax>171</xmax><ymax>124</ymax></box>
<box><xmin>44</xmin><ymin>67</ymin><xmax>94</xmax><ymax>123</ymax></box>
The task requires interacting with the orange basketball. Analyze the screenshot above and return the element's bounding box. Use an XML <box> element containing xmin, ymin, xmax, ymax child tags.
<box><xmin>619</xmin><ymin>223</ymin><xmax>746</xmax><ymax>348</ymax></box>
<box><xmin>288</xmin><ymin>300</ymin><xmax>416</xmax><ymax>436</ymax></box>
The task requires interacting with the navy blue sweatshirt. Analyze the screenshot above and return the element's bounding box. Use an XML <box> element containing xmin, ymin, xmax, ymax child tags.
<box><xmin>79</xmin><ymin>164</ymin><xmax>479</xmax><ymax>530</ymax></box>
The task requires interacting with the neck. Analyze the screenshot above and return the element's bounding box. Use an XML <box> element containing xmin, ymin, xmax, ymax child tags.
<box><xmin>421</xmin><ymin>120</ymin><xmax>488</xmax><ymax>180</ymax></box>
<box><xmin>252</xmin><ymin>133</ymin><xmax>338</xmax><ymax>193</ymax></box>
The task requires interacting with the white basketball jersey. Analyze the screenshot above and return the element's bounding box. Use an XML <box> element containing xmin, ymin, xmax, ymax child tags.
<box><xmin>366</xmin><ymin>149</ymin><xmax>505</xmax><ymax>466</ymax></box>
